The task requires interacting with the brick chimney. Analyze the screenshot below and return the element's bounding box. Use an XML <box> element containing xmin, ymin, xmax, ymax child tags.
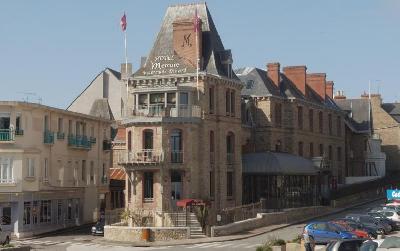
<box><xmin>307</xmin><ymin>73</ymin><xmax>326</xmax><ymax>100</ymax></box>
<box><xmin>172</xmin><ymin>19</ymin><xmax>202</xmax><ymax>68</ymax></box>
<box><xmin>326</xmin><ymin>81</ymin><xmax>334</xmax><ymax>99</ymax></box>
<box><xmin>283</xmin><ymin>66</ymin><xmax>307</xmax><ymax>95</ymax></box>
<box><xmin>267</xmin><ymin>62</ymin><xmax>280</xmax><ymax>88</ymax></box>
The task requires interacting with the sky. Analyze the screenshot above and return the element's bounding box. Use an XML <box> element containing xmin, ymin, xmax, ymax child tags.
<box><xmin>1</xmin><ymin>0</ymin><xmax>400</xmax><ymax>108</ymax></box>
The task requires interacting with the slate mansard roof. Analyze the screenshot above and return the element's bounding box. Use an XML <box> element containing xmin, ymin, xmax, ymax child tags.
<box><xmin>335</xmin><ymin>99</ymin><xmax>371</xmax><ymax>133</ymax></box>
<box><xmin>135</xmin><ymin>3</ymin><xmax>238</xmax><ymax>80</ymax></box>
<box><xmin>236</xmin><ymin>67</ymin><xmax>341</xmax><ymax>111</ymax></box>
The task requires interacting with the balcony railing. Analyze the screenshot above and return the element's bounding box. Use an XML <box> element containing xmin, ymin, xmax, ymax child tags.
<box><xmin>90</xmin><ymin>137</ymin><xmax>96</xmax><ymax>144</ymax></box>
<box><xmin>103</xmin><ymin>139</ymin><xmax>112</xmax><ymax>151</ymax></box>
<box><xmin>227</xmin><ymin>153</ymin><xmax>235</xmax><ymax>165</ymax></box>
<box><xmin>0</xmin><ymin>129</ymin><xmax>15</xmax><ymax>142</ymax></box>
<box><xmin>15</xmin><ymin>128</ymin><xmax>24</xmax><ymax>136</ymax></box>
<box><xmin>43</xmin><ymin>131</ymin><xmax>54</xmax><ymax>144</ymax></box>
<box><xmin>118</xmin><ymin>149</ymin><xmax>164</xmax><ymax>164</ymax></box>
<box><xmin>57</xmin><ymin>132</ymin><xmax>65</xmax><ymax>140</ymax></box>
<box><xmin>68</xmin><ymin>134</ymin><xmax>91</xmax><ymax>149</ymax></box>
<box><xmin>131</xmin><ymin>104</ymin><xmax>201</xmax><ymax>118</ymax></box>
<box><xmin>171</xmin><ymin>150</ymin><xmax>183</xmax><ymax>163</ymax></box>
<box><xmin>0</xmin><ymin>178</ymin><xmax>15</xmax><ymax>184</ymax></box>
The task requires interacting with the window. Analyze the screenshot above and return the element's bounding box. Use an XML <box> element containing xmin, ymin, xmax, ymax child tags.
<box><xmin>90</xmin><ymin>161</ymin><xmax>94</xmax><ymax>183</ymax></box>
<box><xmin>90</xmin><ymin>126</ymin><xmax>94</xmax><ymax>137</ymax></box>
<box><xmin>179</xmin><ymin>92</ymin><xmax>188</xmax><ymax>105</ymax></box>
<box><xmin>226</xmin><ymin>132</ymin><xmax>235</xmax><ymax>165</ymax></box>
<box><xmin>144</xmin><ymin>172</ymin><xmax>154</xmax><ymax>201</ymax></box>
<box><xmin>227</xmin><ymin>172</ymin><xmax>233</xmax><ymax>197</ymax></box>
<box><xmin>210</xmin><ymin>171</ymin><xmax>215</xmax><ymax>198</ymax></box>
<box><xmin>128</xmin><ymin>131</ymin><xmax>132</xmax><ymax>151</ymax></box>
<box><xmin>225</xmin><ymin>90</ymin><xmax>231</xmax><ymax>114</ymax></box>
<box><xmin>57</xmin><ymin>200</ymin><xmax>62</xmax><ymax>222</ymax></box>
<box><xmin>24</xmin><ymin>202</ymin><xmax>31</xmax><ymax>225</ymax></box>
<box><xmin>309</xmin><ymin>109</ymin><xmax>314</xmax><ymax>132</ymax></box>
<box><xmin>44</xmin><ymin>158</ymin><xmax>48</xmax><ymax>179</ymax></box>
<box><xmin>170</xmin><ymin>129</ymin><xmax>183</xmax><ymax>163</ymax></box>
<box><xmin>328</xmin><ymin>114</ymin><xmax>332</xmax><ymax>135</ymax></box>
<box><xmin>337</xmin><ymin>147</ymin><xmax>342</xmax><ymax>161</ymax></box>
<box><xmin>319</xmin><ymin>144</ymin><xmax>324</xmax><ymax>157</ymax></box>
<box><xmin>67</xmin><ymin>199</ymin><xmax>72</xmax><ymax>220</ymax></box>
<box><xmin>167</xmin><ymin>93</ymin><xmax>176</xmax><ymax>105</ymax></box>
<box><xmin>275</xmin><ymin>140</ymin><xmax>282</xmax><ymax>152</ymax></box>
<box><xmin>138</xmin><ymin>94</ymin><xmax>148</xmax><ymax>107</ymax></box>
<box><xmin>27</xmin><ymin>158</ymin><xmax>35</xmax><ymax>177</ymax></box>
<box><xmin>143</xmin><ymin>129</ymin><xmax>153</xmax><ymax>149</ymax></box>
<box><xmin>32</xmin><ymin>201</ymin><xmax>38</xmax><ymax>224</ymax></box>
<box><xmin>297</xmin><ymin>106</ymin><xmax>303</xmax><ymax>129</ymax></box>
<box><xmin>75</xmin><ymin>199</ymin><xmax>79</xmax><ymax>220</ymax></box>
<box><xmin>209</xmin><ymin>87</ymin><xmax>214</xmax><ymax>114</ymax></box>
<box><xmin>150</xmin><ymin>93</ymin><xmax>164</xmax><ymax>105</ymax></box>
<box><xmin>275</xmin><ymin>103</ymin><xmax>282</xmax><ymax>127</ymax></box>
<box><xmin>81</xmin><ymin>160</ymin><xmax>86</xmax><ymax>182</ymax></box>
<box><xmin>40</xmin><ymin>200</ymin><xmax>51</xmax><ymax>223</ymax></box>
<box><xmin>0</xmin><ymin>113</ymin><xmax>10</xmax><ymax>130</ymax></box>
<box><xmin>0</xmin><ymin>157</ymin><xmax>13</xmax><ymax>183</ymax></box>
<box><xmin>230</xmin><ymin>91</ymin><xmax>235</xmax><ymax>115</ymax></box>
<box><xmin>68</xmin><ymin>120</ymin><xmax>72</xmax><ymax>135</ymax></box>
<box><xmin>298</xmin><ymin>141</ymin><xmax>304</xmax><ymax>156</ymax></box>
<box><xmin>328</xmin><ymin>145</ymin><xmax>333</xmax><ymax>160</ymax></box>
<box><xmin>16</xmin><ymin>113</ymin><xmax>22</xmax><ymax>133</ymax></box>
<box><xmin>337</xmin><ymin>116</ymin><xmax>341</xmax><ymax>136</ymax></box>
<box><xmin>210</xmin><ymin>131</ymin><xmax>215</xmax><ymax>164</ymax></box>
<box><xmin>310</xmin><ymin>143</ymin><xmax>314</xmax><ymax>157</ymax></box>
<box><xmin>44</xmin><ymin>115</ymin><xmax>49</xmax><ymax>132</ymax></box>
<box><xmin>246</xmin><ymin>80</ymin><xmax>254</xmax><ymax>89</ymax></box>
<box><xmin>319</xmin><ymin>111</ymin><xmax>323</xmax><ymax>133</ymax></box>
<box><xmin>2</xmin><ymin>207</ymin><xmax>11</xmax><ymax>225</ymax></box>
<box><xmin>102</xmin><ymin>163</ymin><xmax>106</xmax><ymax>181</ymax></box>
<box><xmin>58</xmin><ymin>118</ymin><xmax>63</xmax><ymax>133</ymax></box>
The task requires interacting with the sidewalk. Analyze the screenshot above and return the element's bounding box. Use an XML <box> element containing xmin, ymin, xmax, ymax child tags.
<box><xmin>94</xmin><ymin>196</ymin><xmax>385</xmax><ymax>247</ymax></box>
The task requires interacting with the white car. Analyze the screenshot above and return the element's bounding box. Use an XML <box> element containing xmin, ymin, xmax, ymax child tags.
<box><xmin>0</xmin><ymin>227</ymin><xmax>11</xmax><ymax>245</ymax></box>
<box><xmin>379</xmin><ymin>210</ymin><xmax>400</xmax><ymax>222</ymax></box>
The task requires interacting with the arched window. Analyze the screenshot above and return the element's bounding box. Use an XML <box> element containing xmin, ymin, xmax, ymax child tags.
<box><xmin>127</xmin><ymin>131</ymin><xmax>132</xmax><ymax>151</ymax></box>
<box><xmin>226</xmin><ymin>132</ymin><xmax>235</xmax><ymax>165</ymax></box>
<box><xmin>170</xmin><ymin>129</ymin><xmax>183</xmax><ymax>163</ymax></box>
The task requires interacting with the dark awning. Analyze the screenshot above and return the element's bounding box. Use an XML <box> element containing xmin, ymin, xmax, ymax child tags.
<box><xmin>242</xmin><ymin>152</ymin><xmax>319</xmax><ymax>175</ymax></box>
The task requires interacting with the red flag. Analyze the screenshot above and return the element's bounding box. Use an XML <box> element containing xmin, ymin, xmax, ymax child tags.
<box><xmin>193</xmin><ymin>9</ymin><xmax>200</xmax><ymax>33</ymax></box>
<box><xmin>120</xmin><ymin>13</ymin><xmax>127</xmax><ymax>32</ymax></box>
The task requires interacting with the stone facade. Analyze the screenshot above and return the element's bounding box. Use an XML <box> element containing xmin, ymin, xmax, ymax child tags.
<box><xmin>104</xmin><ymin>225</ymin><xmax>189</xmax><ymax>242</ymax></box>
<box><xmin>0</xmin><ymin>101</ymin><xmax>111</xmax><ymax>237</ymax></box>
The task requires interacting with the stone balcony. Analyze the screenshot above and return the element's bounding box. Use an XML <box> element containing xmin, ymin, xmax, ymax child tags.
<box><xmin>118</xmin><ymin>149</ymin><xmax>164</xmax><ymax>167</ymax></box>
<box><xmin>122</xmin><ymin>104</ymin><xmax>202</xmax><ymax>124</ymax></box>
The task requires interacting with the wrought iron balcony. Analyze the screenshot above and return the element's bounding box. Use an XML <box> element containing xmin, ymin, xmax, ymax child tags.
<box><xmin>0</xmin><ymin>129</ymin><xmax>15</xmax><ymax>142</ymax></box>
<box><xmin>170</xmin><ymin>150</ymin><xmax>183</xmax><ymax>163</ymax></box>
<box><xmin>57</xmin><ymin>132</ymin><xmax>65</xmax><ymax>140</ymax></box>
<box><xmin>67</xmin><ymin>134</ymin><xmax>91</xmax><ymax>149</ymax></box>
<box><xmin>118</xmin><ymin>149</ymin><xmax>164</xmax><ymax>164</ymax></box>
<box><xmin>43</xmin><ymin>130</ymin><xmax>55</xmax><ymax>144</ymax></box>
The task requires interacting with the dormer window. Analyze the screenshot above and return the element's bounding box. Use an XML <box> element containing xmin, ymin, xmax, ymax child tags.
<box><xmin>246</xmin><ymin>80</ymin><xmax>254</xmax><ymax>89</ymax></box>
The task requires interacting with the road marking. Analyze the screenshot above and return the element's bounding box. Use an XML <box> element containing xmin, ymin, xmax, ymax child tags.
<box><xmin>186</xmin><ymin>243</ymin><xmax>213</xmax><ymax>248</ymax></box>
<box><xmin>199</xmin><ymin>243</ymin><xmax>222</xmax><ymax>248</ymax></box>
<box><xmin>232</xmin><ymin>243</ymin><xmax>248</xmax><ymax>248</ymax></box>
<box><xmin>215</xmin><ymin>243</ymin><xmax>234</xmax><ymax>248</ymax></box>
<box><xmin>244</xmin><ymin>244</ymin><xmax>262</xmax><ymax>248</ymax></box>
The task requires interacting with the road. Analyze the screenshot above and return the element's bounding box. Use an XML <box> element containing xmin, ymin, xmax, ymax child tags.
<box><xmin>12</xmin><ymin>199</ymin><xmax>391</xmax><ymax>251</ymax></box>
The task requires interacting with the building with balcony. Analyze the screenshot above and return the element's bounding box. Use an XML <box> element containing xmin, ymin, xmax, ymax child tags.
<box><xmin>0</xmin><ymin>101</ymin><xmax>112</xmax><ymax>237</ymax></box>
<box><xmin>116</xmin><ymin>3</ymin><xmax>242</xmax><ymax>225</ymax></box>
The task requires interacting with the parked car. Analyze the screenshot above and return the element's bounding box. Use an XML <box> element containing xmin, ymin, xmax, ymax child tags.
<box><xmin>91</xmin><ymin>219</ymin><xmax>105</xmax><ymax>236</ymax></box>
<box><xmin>367</xmin><ymin>211</ymin><xmax>400</xmax><ymax>230</ymax></box>
<box><xmin>335</xmin><ymin>218</ymin><xmax>378</xmax><ymax>238</ymax></box>
<box><xmin>303</xmin><ymin>222</ymin><xmax>358</xmax><ymax>244</ymax></box>
<box><xmin>345</xmin><ymin>214</ymin><xmax>391</xmax><ymax>234</ymax></box>
<box><xmin>372</xmin><ymin>236</ymin><xmax>400</xmax><ymax>250</ymax></box>
<box><xmin>326</xmin><ymin>239</ymin><xmax>378</xmax><ymax>251</ymax></box>
<box><xmin>378</xmin><ymin>209</ymin><xmax>400</xmax><ymax>223</ymax></box>
<box><xmin>331</xmin><ymin>220</ymin><xmax>370</xmax><ymax>239</ymax></box>
<box><xmin>0</xmin><ymin>227</ymin><xmax>11</xmax><ymax>245</ymax></box>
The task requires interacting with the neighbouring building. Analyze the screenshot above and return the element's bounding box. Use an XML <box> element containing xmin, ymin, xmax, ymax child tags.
<box><xmin>117</xmin><ymin>2</ymin><xmax>243</xmax><ymax>225</ymax></box>
<box><xmin>236</xmin><ymin>65</ymin><xmax>346</xmax><ymax>207</ymax></box>
<box><xmin>0</xmin><ymin>101</ymin><xmax>112</xmax><ymax>237</ymax></box>
<box><xmin>334</xmin><ymin>93</ymin><xmax>386</xmax><ymax>184</ymax></box>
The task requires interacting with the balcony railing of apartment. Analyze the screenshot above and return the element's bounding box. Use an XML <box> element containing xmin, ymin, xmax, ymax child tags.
<box><xmin>68</xmin><ymin>134</ymin><xmax>91</xmax><ymax>149</ymax></box>
<box><xmin>57</xmin><ymin>132</ymin><xmax>65</xmax><ymax>140</ymax></box>
<box><xmin>103</xmin><ymin>139</ymin><xmax>112</xmax><ymax>151</ymax></box>
<box><xmin>0</xmin><ymin>178</ymin><xmax>15</xmax><ymax>184</ymax></box>
<box><xmin>15</xmin><ymin>128</ymin><xmax>24</xmax><ymax>136</ymax></box>
<box><xmin>90</xmin><ymin>137</ymin><xmax>96</xmax><ymax>144</ymax></box>
<box><xmin>227</xmin><ymin>153</ymin><xmax>235</xmax><ymax>165</ymax></box>
<box><xmin>118</xmin><ymin>149</ymin><xmax>164</xmax><ymax>164</ymax></box>
<box><xmin>170</xmin><ymin>150</ymin><xmax>183</xmax><ymax>163</ymax></box>
<box><xmin>43</xmin><ymin>130</ymin><xmax>55</xmax><ymax>144</ymax></box>
<box><xmin>131</xmin><ymin>104</ymin><xmax>201</xmax><ymax>118</ymax></box>
<box><xmin>0</xmin><ymin>129</ymin><xmax>15</xmax><ymax>142</ymax></box>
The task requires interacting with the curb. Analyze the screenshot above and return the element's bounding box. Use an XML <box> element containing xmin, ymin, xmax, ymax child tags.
<box><xmin>95</xmin><ymin>196</ymin><xmax>384</xmax><ymax>247</ymax></box>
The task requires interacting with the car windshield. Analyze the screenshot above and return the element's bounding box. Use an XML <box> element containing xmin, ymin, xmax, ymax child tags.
<box><xmin>329</xmin><ymin>223</ymin><xmax>347</xmax><ymax>232</ymax></box>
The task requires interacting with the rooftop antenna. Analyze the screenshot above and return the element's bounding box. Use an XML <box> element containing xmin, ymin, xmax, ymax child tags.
<box><xmin>18</xmin><ymin>92</ymin><xmax>36</xmax><ymax>103</ymax></box>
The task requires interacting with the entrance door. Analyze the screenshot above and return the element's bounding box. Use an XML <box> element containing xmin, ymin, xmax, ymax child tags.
<box><xmin>171</xmin><ymin>171</ymin><xmax>183</xmax><ymax>210</ymax></box>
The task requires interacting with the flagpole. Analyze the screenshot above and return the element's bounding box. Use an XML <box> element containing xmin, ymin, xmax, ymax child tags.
<box><xmin>123</xmin><ymin>13</ymin><xmax>128</xmax><ymax>117</ymax></box>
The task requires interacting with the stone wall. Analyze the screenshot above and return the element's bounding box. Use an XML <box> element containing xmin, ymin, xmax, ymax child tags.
<box><xmin>211</xmin><ymin>206</ymin><xmax>334</xmax><ymax>237</ymax></box>
<box><xmin>104</xmin><ymin>225</ymin><xmax>190</xmax><ymax>242</ymax></box>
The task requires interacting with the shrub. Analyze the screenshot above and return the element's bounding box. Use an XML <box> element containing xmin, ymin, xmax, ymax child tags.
<box><xmin>255</xmin><ymin>245</ymin><xmax>272</xmax><ymax>251</ymax></box>
<box><xmin>290</xmin><ymin>235</ymin><xmax>302</xmax><ymax>244</ymax></box>
<box><xmin>267</xmin><ymin>238</ymin><xmax>286</xmax><ymax>246</ymax></box>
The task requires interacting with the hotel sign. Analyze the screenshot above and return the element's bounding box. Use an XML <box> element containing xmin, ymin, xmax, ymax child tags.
<box><xmin>142</xmin><ymin>55</ymin><xmax>188</xmax><ymax>76</ymax></box>
<box><xmin>386</xmin><ymin>189</ymin><xmax>400</xmax><ymax>200</ymax></box>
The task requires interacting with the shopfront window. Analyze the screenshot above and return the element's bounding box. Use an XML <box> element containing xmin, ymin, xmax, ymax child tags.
<box><xmin>32</xmin><ymin>201</ymin><xmax>38</xmax><ymax>224</ymax></box>
<box><xmin>24</xmin><ymin>202</ymin><xmax>31</xmax><ymax>225</ymax></box>
<box><xmin>40</xmin><ymin>200</ymin><xmax>51</xmax><ymax>223</ymax></box>
<box><xmin>2</xmin><ymin>207</ymin><xmax>11</xmax><ymax>225</ymax></box>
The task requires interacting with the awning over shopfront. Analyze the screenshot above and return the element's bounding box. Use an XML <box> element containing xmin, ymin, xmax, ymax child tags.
<box><xmin>242</xmin><ymin>152</ymin><xmax>319</xmax><ymax>175</ymax></box>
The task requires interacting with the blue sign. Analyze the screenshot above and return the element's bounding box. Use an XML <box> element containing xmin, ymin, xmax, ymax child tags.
<box><xmin>387</xmin><ymin>189</ymin><xmax>400</xmax><ymax>200</ymax></box>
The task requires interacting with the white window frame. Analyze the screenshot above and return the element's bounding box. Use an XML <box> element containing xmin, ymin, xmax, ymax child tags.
<box><xmin>27</xmin><ymin>158</ymin><xmax>35</xmax><ymax>178</ymax></box>
<box><xmin>0</xmin><ymin>157</ymin><xmax>13</xmax><ymax>183</ymax></box>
